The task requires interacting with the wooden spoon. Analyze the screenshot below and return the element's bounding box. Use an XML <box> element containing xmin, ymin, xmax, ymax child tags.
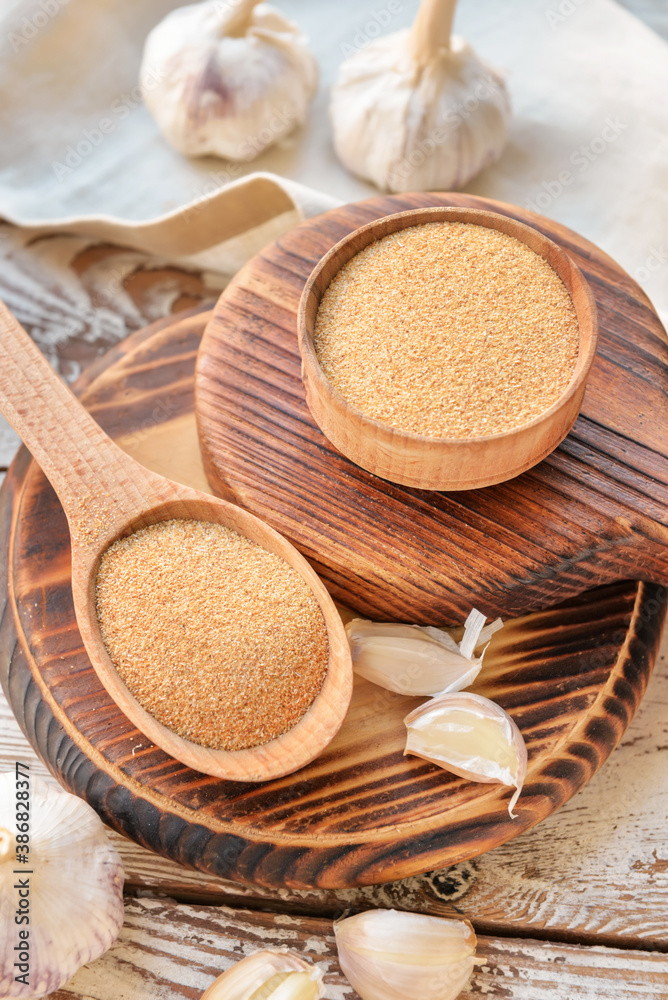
<box><xmin>0</xmin><ymin>301</ymin><xmax>352</xmax><ymax>780</ymax></box>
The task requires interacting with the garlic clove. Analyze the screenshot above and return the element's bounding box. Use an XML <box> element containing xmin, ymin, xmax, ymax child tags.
<box><xmin>262</xmin><ymin>973</ymin><xmax>321</xmax><ymax>1000</ymax></box>
<box><xmin>330</xmin><ymin>0</ymin><xmax>510</xmax><ymax>193</ymax></box>
<box><xmin>334</xmin><ymin>908</ymin><xmax>476</xmax><ymax>1000</ymax></box>
<box><xmin>0</xmin><ymin>772</ymin><xmax>124</xmax><ymax>998</ymax></box>
<box><xmin>140</xmin><ymin>0</ymin><xmax>318</xmax><ymax>161</ymax></box>
<box><xmin>346</xmin><ymin>609</ymin><xmax>502</xmax><ymax>697</ymax></box>
<box><xmin>201</xmin><ymin>949</ymin><xmax>324</xmax><ymax>1000</ymax></box>
<box><xmin>404</xmin><ymin>692</ymin><xmax>527</xmax><ymax>817</ymax></box>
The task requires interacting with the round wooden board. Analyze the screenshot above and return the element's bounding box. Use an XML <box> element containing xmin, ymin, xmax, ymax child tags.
<box><xmin>196</xmin><ymin>192</ymin><xmax>668</xmax><ymax>625</ymax></box>
<box><xmin>0</xmin><ymin>311</ymin><xmax>666</xmax><ymax>890</ymax></box>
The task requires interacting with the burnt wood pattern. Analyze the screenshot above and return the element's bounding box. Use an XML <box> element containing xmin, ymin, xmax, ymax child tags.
<box><xmin>196</xmin><ymin>192</ymin><xmax>668</xmax><ymax>624</ymax></box>
<box><xmin>0</xmin><ymin>308</ymin><xmax>665</xmax><ymax>889</ymax></box>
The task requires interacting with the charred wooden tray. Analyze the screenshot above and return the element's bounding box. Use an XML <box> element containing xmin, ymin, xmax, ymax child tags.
<box><xmin>0</xmin><ymin>307</ymin><xmax>665</xmax><ymax>889</ymax></box>
<box><xmin>196</xmin><ymin>193</ymin><xmax>668</xmax><ymax>624</ymax></box>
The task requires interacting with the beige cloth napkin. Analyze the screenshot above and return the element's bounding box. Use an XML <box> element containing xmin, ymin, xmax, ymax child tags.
<box><xmin>0</xmin><ymin>0</ymin><xmax>666</xmax><ymax>322</ymax></box>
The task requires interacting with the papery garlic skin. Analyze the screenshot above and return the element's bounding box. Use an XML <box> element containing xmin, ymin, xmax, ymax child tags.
<box><xmin>404</xmin><ymin>692</ymin><xmax>527</xmax><ymax>817</ymax></box>
<box><xmin>0</xmin><ymin>773</ymin><xmax>124</xmax><ymax>998</ymax></box>
<box><xmin>330</xmin><ymin>0</ymin><xmax>510</xmax><ymax>193</ymax></box>
<box><xmin>141</xmin><ymin>0</ymin><xmax>318</xmax><ymax>161</ymax></box>
<box><xmin>346</xmin><ymin>610</ymin><xmax>502</xmax><ymax>697</ymax></box>
<box><xmin>201</xmin><ymin>949</ymin><xmax>324</xmax><ymax>1000</ymax></box>
<box><xmin>334</xmin><ymin>909</ymin><xmax>476</xmax><ymax>1000</ymax></box>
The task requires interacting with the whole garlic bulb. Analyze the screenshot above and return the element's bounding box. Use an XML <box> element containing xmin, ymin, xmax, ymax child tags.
<box><xmin>0</xmin><ymin>772</ymin><xmax>124</xmax><ymax>998</ymax></box>
<box><xmin>140</xmin><ymin>0</ymin><xmax>318</xmax><ymax>160</ymax></box>
<box><xmin>330</xmin><ymin>0</ymin><xmax>510</xmax><ymax>192</ymax></box>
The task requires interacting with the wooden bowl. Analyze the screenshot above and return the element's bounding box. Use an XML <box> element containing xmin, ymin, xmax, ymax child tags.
<box><xmin>298</xmin><ymin>206</ymin><xmax>599</xmax><ymax>491</ymax></box>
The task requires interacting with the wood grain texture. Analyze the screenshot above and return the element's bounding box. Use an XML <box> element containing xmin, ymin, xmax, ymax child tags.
<box><xmin>0</xmin><ymin>308</ymin><xmax>665</xmax><ymax>890</ymax></box>
<box><xmin>298</xmin><ymin>205</ymin><xmax>598</xmax><ymax>491</ymax></box>
<box><xmin>0</xmin><ymin>221</ymin><xmax>222</xmax><ymax>384</ymax></box>
<box><xmin>196</xmin><ymin>192</ymin><xmax>668</xmax><ymax>624</ymax></box>
<box><xmin>47</xmin><ymin>898</ymin><xmax>668</xmax><ymax>1000</ymax></box>
<box><xmin>0</xmin><ymin>302</ymin><xmax>352</xmax><ymax>782</ymax></box>
<box><xmin>3</xmin><ymin>659</ymin><xmax>668</xmax><ymax>953</ymax></box>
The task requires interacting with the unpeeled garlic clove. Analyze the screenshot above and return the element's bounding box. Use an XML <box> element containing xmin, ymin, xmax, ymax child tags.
<box><xmin>334</xmin><ymin>908</ymin><xmax>476</xmax><ymax>1000</ymax></box>
<box><xmin>346</xmin><ymin>609</ymin><xmax>502</xmax><ymax>697</ymax></box>
<box><xmin>404</xmin><ymin>692</ymin><xmax>527</xmax><ymax>817</ymax></box>
<box><xmin>201</xmin><ymin>949</ymin><xmax>324</xmax><ymax>1000</ymax></box>
<box><xmin>330</xmin><ymin>0</ymin><xmax>510</xmax><ymax>193</ymax></box>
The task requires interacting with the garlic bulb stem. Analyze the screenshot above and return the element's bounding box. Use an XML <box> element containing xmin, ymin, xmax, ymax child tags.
<box><xmin>221</xmin><ymin>0</ymin><xmax>259</xmax><ymax>38</ymax></box>
<box><xmin>0</xmin><ymin>827</ymin><xmax>12</xmax><ymax>863</ymax></box>
<box><xmin>410</xmin><ymin>0</ymin><xmax>457</xmax><ymax>66</ymax></box>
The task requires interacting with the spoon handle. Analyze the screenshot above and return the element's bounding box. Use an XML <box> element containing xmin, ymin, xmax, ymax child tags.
<box><xmin>0</xmin><ymin>300</ymin><xmax>162</xmax><ymax>551</ymax></box>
